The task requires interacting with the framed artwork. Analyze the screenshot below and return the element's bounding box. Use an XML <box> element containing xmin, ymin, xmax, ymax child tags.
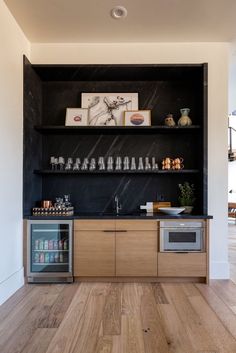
<box><xmin>81</xmin><ymin>93</ymin><xmax>138</xmax><ymax>126</ymax></box>
<box><xmin>124</xmin><ymin>110</ymin><xmax>151</xmax><ymax>126</ymax></box>
<box><xmin>65</xmin><ymin>108</ymin><xmax>88</xmax><ymax>126</ymax></box>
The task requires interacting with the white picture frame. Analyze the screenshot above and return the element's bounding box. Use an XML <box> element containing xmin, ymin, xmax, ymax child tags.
<box><xmin>65</xmin><ymin>108</ymin><xmax>88</xmax><ymax>126</ymax></box>
<box><xmin>81</xmin><ymin>93</ymin><xmax>138</xmax><ymax>126</ymax></box>
<box><xmin>124</xmin><ymin>110</ymin><xmax>151</xmax><ymax>126</ymax></box>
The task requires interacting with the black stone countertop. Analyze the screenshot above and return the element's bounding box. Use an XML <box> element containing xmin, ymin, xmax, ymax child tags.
<box><xmin>25</xmin><ymin>212</ymin><xmax>213</xmax><ymax>220</ymax></box>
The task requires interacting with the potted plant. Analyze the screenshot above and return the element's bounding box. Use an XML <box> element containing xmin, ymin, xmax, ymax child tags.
<box><xmin>178</xmin><ymin>182</ymin><xmax>195</xmax><ymax>214</ymax></box>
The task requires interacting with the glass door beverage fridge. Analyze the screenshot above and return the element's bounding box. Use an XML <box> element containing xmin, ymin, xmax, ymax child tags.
<box><xmin>27</xmin><ymin>220</ymin><xmax>73</xmax><ymax>282</ymax></box>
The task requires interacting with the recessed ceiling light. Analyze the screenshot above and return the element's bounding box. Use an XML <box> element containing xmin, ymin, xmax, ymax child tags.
<box><xmin>111</xmin><ymin>6</ymin><xmax>128</xmax><ymax>19</ymax></box>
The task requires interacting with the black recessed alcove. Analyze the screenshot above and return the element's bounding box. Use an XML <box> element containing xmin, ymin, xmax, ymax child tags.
<box><xmin>23</xmin><ymin>56</ymin><xmax>207</xmax><ymax>216</ymax></box>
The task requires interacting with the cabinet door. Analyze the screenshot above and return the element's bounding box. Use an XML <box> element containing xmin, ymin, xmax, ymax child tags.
<box><xmin>158</xmin><ymin>253</ymin><xmax>207</xmax><ymax>277</ymax></box>
<box><xmin>116</xmin><ymin>230</ymin><xmax>157</xmax><ymax>276</ymax></box>
<box><xmin>74</xmin><ymin>221</ymin><xmax>115</xmax><ymax>276</ymax></box>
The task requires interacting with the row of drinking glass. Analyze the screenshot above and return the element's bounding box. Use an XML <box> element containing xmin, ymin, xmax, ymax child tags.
<box><xmin>49</xmin><ymin>156</ymin><xmax>159</xmax><ymax>171</ymax></box>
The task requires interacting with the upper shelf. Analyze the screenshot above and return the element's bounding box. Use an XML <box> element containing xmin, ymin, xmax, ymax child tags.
<box><xmin>34</xmin><ymin>125</ymin><xmax>201</xmax><ymax>135</ymax></box>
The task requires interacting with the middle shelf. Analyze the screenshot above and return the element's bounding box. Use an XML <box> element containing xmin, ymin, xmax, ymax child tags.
<box><xmin>34</xmin><ymin>125</ymin><xmax>202</xmax><ymax>135</ymax></box>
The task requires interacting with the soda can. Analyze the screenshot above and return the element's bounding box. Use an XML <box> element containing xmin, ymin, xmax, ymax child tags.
<box><xmin>48</xmin><ymin>240</ymin><xmax>54</xmax><ymax>250</ymax></box>
<box><xmin>35</xmin><ymin>240</ymin><xmax>39</xmax><ymax>250</ymax></box>
<box><xmin>53</xmin><ymin>240</ymin><xmax>58</xmax><ymax>250</ymax></box>
<box><xmin>54</xmin><ymin>253</ymin><xmax>59</xmax><ymax>263</ymax></box>
<box><xmin>44</xmin><ymin>240</ymin><xmax>49</xmax><ymax>250</ymax></box>
<box><xmin>63</xmin><ymin>240</ymin><xmax>68</xmax><ymax>250</ymax></box>
<box><xmin>44</xmin><ymin>252</ymin><xmax>50</xmax><ymax>263</ymax></box>
<box><xmin>49</xmin><ymin>253</ymin><xmax>55</xmax><ymax>263</ymax></box>
<box><xmin>59</xmin><ymin>240</ymin><xmax>63</xmax><ymax>250</ymax></box>
<box><xmin>39</xmin><ymin>240</ymin><xmax>44</xmax><ymax>250</ymax></box>
<box><xmin>34</xmin><ymin>252</ymin><xmax>40</xmax><ymax>263</ymax></box>
<box><xmin>40</xmin><ymin>253</ymin><xmax>45</xmax><ymax>263</ymax></box>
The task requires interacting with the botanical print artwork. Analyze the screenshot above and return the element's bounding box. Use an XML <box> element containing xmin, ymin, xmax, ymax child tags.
<box><xmin>81</xmin><ymin>93</ymin><xmax>138</xmax><ymax>126</ymax></box>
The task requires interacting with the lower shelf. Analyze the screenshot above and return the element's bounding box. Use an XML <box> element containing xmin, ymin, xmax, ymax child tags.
<box><xmin>33</xmin><ymin>262</ymin><xmax>69</xmax><ymax>266</ymax></box>
<box><xmin>34</xmin><ymin>169</ymin><xmax>200</xmax><ymax>175</ymax></box>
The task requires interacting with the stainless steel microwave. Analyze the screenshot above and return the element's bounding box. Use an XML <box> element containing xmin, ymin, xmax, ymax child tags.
<box><xmin>159</xmin><ymin>221</ymin><xmax>204</xmax><ymax>252</ymax></box>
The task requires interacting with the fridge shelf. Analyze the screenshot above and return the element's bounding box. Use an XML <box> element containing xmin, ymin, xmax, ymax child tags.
<box><xmin>33</xmin><ymin>250</ymin><xmax>69</xmax><ymax>252</ymax></box>
<box><xmin>32</xmin><ymin>229</ymin><xmax>69</xmax><ymax>232</ymax></box>
<box><xmin>32</xmin><ymin>262</ymin><xmax>69</xmax><ymax>266</ymax></box>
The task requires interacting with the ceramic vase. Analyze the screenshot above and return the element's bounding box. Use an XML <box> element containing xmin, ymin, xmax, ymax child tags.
<box><xmin>178</xmin><ymin>108</ymin><xmax>192</xmax><ymax>126</ymax></box>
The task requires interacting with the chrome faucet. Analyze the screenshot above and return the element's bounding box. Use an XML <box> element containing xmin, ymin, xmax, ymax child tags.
<box><xmin>114</xmin><ymin>195</ymin><xmax>122</xmax><ymax>214</ymax></box>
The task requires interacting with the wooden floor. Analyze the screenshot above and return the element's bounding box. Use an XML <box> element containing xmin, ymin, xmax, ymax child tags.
<box><xmin>229</xmin><ymin>222</ymin><xmax>236</xmax><ymax>283</ymax></box>
<box><xmin>1</xmin><ymin>280</ymin><xmax>236</xmax><ymax>353</ymax></box>
<box><xmin>1</xmin><ymin>226</ymin><xmax>236</xmax><ymax>353</ymax></box>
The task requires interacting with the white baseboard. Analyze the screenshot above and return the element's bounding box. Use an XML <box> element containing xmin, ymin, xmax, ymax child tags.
<box><xmin>210</xmin><ymin>261</ymin><xmax>230</xmax><ymax>279</ymax></box>
<box><xmin>0</xmin><ymin>267</ymin><xmax>24</xmax><ymax>306</ymax></box>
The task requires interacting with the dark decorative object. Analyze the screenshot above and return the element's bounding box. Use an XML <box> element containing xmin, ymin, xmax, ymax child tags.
<box><xmin>164</xmin><ymin>114</ymin><xmax>176</xmax><ymax>127</ymax></box>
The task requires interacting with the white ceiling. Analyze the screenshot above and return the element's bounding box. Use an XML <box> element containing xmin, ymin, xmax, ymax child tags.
<box><xmin>4</xmin><ymin>0</ymin><xmax>236</xmax><ymax>43</ymax></box>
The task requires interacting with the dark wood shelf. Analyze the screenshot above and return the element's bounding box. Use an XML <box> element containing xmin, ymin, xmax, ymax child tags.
<box><xmin>34</xmin><ymin>125</ymin><xmax>201</xmax><ymax>135</ymax></box>
<box><xmin>34</xmin><ymin>169</ymin><xmax>200</xmax><ymax>175</ymax></box>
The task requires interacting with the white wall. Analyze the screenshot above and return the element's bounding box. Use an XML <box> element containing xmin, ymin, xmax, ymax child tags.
<box><xmin>229</xmin><ymin>41</ymin><xmax>236</xmax><ymax>115</ymax></box>
<box><xmin>229</xmin><ymin>161</ymin><xmax>236</xmax><ymax>200</ymax></box>
<box><xmin>31</xmin><ymin>42</ymin><xmax>230</xmax><ymax>279</ymax></box>
<box><xmin>0</xmin><ymin>0</ymin><xmax>30</xmax><ymax>305</ymax></box>
<box><xmin>228</xmin><ymin>44</ymin><xmax>236</xmax><ymax>212</ymax></box>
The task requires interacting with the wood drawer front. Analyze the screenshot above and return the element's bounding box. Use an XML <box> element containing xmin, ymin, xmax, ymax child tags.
<box><xmin>74</xmin><ymin>220</ymin><xmax>116</xmax><ymax>231</ymax></box>
<box><xmin>116</xmin><ymin>220</ymin><xmax>157</xmax><ymax>231</ymax></box>
<box><xmin>74</xmin><ymin>230</ymin><xmax>115</xmax><ymax>276</ymax></box>
<box><xmin>158</xmin><ymin>253</ymin><xmax>207</xmax><ymax>277</ymax></box>
<box><xmin>116</xmin><ymin>231</ymin><xmax>157</xmax><ymax>276</ymax></box>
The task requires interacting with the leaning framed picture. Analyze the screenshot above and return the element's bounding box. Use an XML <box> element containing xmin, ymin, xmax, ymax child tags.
<box><xmin>124</xmin><ymin>110</ymin><xmax>151</xmax><ymax>126</ymax></box>
<box><xmin>81</xmin><ymin>93</ymin><xmax>138</xmax><ymax>126</ymax></box>
<box><xmin>65</xmin><ymin>108</ymin><xmax>88</xmax><ymax>126</ymax></box>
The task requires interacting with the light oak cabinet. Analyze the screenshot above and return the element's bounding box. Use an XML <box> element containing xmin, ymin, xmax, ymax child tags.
<box><xmin>116</xmin><ymin>230</ymin><xmax>157</xmax><ymax>276</ymax></box>
<box><xmin>116</xmin><ymin>221</ymin><xmax>157</xmax><ymax>276</ymax></box>
<box><xmin>74</xmin><ymin>220</ymin><xmax>115</xmax><ymax>276</ymax></box>
<box><xmin>74</xmin><ymin>219</ymin><xmax>209</xmax><ymax>281</ymax></box>
<box><xmin>74</xmin><ymin>220</ymin><xmax>157</xmax><ymax>277</ymax></box>
<box><xmin>158</xmin><ymin>253</ymin><xmax>207</xmax><ymax>277</ymax></box>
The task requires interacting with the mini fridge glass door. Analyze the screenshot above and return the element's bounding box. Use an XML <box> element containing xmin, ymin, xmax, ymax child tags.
<box><xmin>28</xmin><ymin>221</ymin><xmax>72</xmax><ymax>276</ymax></box>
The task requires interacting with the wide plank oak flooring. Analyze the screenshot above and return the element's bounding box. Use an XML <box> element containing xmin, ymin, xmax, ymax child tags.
<box><xmin>1</xmin><ymin>281</ymin><xmax>236</xmax><ymax>353</ymax></box>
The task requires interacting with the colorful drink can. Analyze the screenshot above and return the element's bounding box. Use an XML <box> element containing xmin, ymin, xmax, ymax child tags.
<box><xmin>58</xmin><ymin>240</ymin><xmax>63</xmax><ymax>250</ymax></box>
<box><xmin>48</xmin><ymin>240</ymin><xmax>54</xmax><ymax>250</ymax></box>
<box><xmin>59</xmin><ymin>253</ymin><xmax>64</xmax><ymax>263</ymax></box>
<box><xmin>54</xmin><ymin>253</ymin><xmax>59</xmax><ymax>263</ymax></box>
<box><xmin>44</xmin><ymin>252</ymin><xmax>50</xmax><ymax>263</ymax></box>
<box><xmin>39</xmin><ymin>240</ymin><xmax>44</xmax><ymax>250</ymax></box>
<box><xmin>44</xmin><ymin>240</ymin><xmax>49</xmax><ymax>250</ymax></box>
<box><xmin>63</xmin><ymin>240</ymin><xmax>68</xmax><ymax>250</ymax></box>
<box><xmin>49</xmin><ymin>253</ymin><xmax>55</xmax><ymax>263</ymax></box>
<box><xmin>34</xmin><ymin>252</ymin><xmax>40</xmax><ymax>263</ymax></box>
<box><xmin>35</xmin><ymin>240</ymin><xmax>39</xmax><ymax>250</ymax></box>
<box><xmin>39</xmin><ymin>253</ymin><xmax>45</xmax><ymax>263</ymax></box>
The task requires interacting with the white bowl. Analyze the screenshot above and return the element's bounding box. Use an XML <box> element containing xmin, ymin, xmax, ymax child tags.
<box><xmin>158</xmin><ymin>207</ymin><xmax>185</xmax><ymax>215</ymax></box>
